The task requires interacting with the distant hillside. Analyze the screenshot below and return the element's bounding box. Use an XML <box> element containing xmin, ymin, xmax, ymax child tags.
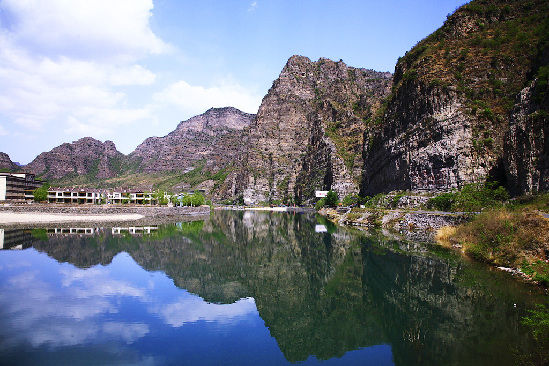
<box><xmin>22</xmin><ymin>108</ymin><xmax>255</xmax><ymax>197</ymax></box>
<box><xmin>96</xmin><ymin>107</ymin><xmax>254</xmax><ymax>197</ymax></box>
<box><xmin>0</xmin><ymin>152</ymin><xmax>18</xmax><ymax>172</ymax></box>
<box><xmin>131</xmin><ymin>106</ymin><xmax>253</xmax><ymax>174</ymax></box>
<box><xmin>24</xmin><ymin>137</ymin><xmax>126</xmax><ymax>181</ymax></box>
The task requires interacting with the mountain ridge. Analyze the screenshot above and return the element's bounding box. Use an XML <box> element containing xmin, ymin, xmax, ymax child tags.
<box><xmin>13</xmin><ymin>0</ymin><xmax>549</xmax><ymax>199</ymax></box>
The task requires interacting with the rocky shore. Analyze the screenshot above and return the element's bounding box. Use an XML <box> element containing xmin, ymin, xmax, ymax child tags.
<box><xmin>319</xmin><ymin>207</ymin><xmax>471</xmax><ymax>242</ymax></box>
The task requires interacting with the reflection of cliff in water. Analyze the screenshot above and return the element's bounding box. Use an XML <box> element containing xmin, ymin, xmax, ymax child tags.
<box><xmin>359</xmin><ymin>235</ymin><xmax>541</xmax><ymax>366</ymax></box>
<box><xmin>20</xmin><ymin>211</ymin><xmax>545</xmax><ymax>365</ymax></box>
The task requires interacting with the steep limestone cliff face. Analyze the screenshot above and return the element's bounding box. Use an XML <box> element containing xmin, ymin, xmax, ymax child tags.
<box><xmin>24</xmin><ymin>137</ymin><xmax>124</xmax><ymax>180</ymax></box>
<box><xmin>0</xmin><ymin>152</ymin><xmax>17</xmax><ymax>171</ymax></box>
<box><xmin>504</xmin><ymin>79</ymin><xmax>549</xmax><ymax>194</ymax></box>
<box><xmin>362</xmin><ymin>0</ymin><xmax>549</xmax><ymax>196</ymax></box>
<box><xmin>131</xmin><ymin>107</ymin><xmax>253</xmax><ymax>174</ymax></box>
<box><xmin>363</xmin><ymin>81</ymin><xmax>476</xmax><ymax>194</ymax></box>
<box><xmin>244</xmin><ymin>56</ymin><xmax>392</xmax><ymax>204</ymax></box>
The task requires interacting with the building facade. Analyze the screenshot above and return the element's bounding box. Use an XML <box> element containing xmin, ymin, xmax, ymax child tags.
<box><xmin>0</xmin><ymin>173</ymin><xmax>43</xmax><ymax>202</ymax></box>
<box><xmin>47</xmin><ymin>188</ymin><xmax>105</xmax><ymax>204</ymax></box>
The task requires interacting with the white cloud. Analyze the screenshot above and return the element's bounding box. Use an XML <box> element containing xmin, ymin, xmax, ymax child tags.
<box><xmin>103</xmin><ymin>322</ymin><xmax>150</xmax><ymax>344</ymax></box>
<box><xmin>154</xmin><ymin>296</ymin><xmax>257</xmax><ymax>327</ymax></box>
<box><xmin>248</xmin><ymin>1</ymin><xmax>258</xmax><ymax>12</ymax></box>
<box><xmin>60</xmin><ymin>266</ymin><xmax>146</xmax><ymax>299</ymax></box>
<box><xmin>1</xmin><ymin>0</ymin><xmax>169</xmax><ymax>61</ymax></box>
<box><xmin>154</xmin><ymin>79</ymin><xmax>262</xmax><ymax>117</ymax></box>
<box><xmin>0</xmin><ymin>0</ymin><xmax>164</xmax><ymax>139</ymax></box>
<box><xmin>0</xmin><ymin>124</ymin><xmax>7</xmax><ymax>136</ymax></box>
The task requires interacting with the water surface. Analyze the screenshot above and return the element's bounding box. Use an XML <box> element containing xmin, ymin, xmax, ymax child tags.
<box><xmin>0</xmin><ymin>211</ymin><xmax>546</xmax><ymax>365</ymax></box>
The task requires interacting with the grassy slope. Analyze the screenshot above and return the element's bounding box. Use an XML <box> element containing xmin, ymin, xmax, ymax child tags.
<box><xmin>49</xmin><ymin>158</ymin><xmax>232</xmax><ymax>194</ymax></box>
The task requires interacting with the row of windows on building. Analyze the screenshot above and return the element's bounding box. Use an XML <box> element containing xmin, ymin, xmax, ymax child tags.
<box><xmin>0</xmin><ymin>173</ymin><xmax>159</xmax><ymax>204</ymax></box>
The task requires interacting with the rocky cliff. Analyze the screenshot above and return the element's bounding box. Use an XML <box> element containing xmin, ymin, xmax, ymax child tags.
<box><xmin>504</xmin><ymin>77</ymin><xmax>549</xmax><ymax>195</ymax></box>
<box><xmin>361</xmin><ymin>0</ymin><xmax>549</xmax><ymax>196</ymax></box>
<box><xmin>130</xmin><ymin>107</ymin><xmax>253</xmax><ymax>196</ymax></box>
<box><xmin>243</xmin><ymin>56</ymin><xmax>392</xmax><ymax>204</ymax></box>
<box><xmin>24</xmin><ymin>137</ymin><xmax>125</xmax><ymax>180</ymax></box>
<box><xmin>131</xmin><ymin>107</ymin><xmax>253</xmax><ymax>174</ymax></box>
<box><xmin>0</xmin><ymin>152</ymin><xmax>17</xmax><ymax>171</ymax></box>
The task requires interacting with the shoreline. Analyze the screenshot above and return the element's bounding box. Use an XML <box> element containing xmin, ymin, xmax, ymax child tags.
<box><xmin>318</xmin><ymin>207</ymin><xmax>470</xmax><ymax>242</ymax></box>
<box><xmin>0</xmin><ymin>205</ymin><xmax>211</xmax><ymax>226</ymax></box>
<box><xmin>318</xmin><ymin>206</ymin><xmax>548</xmax><ymax>287</ymax></box>
<box><xmin>0</xmin><ymin>212</ymin><xmax>145</xmax><ymax>224</ymax></box>
<box><xmin>215</xmin><ymin>206</ymin><xmax>315</xmax><ymax>213</ymax></box>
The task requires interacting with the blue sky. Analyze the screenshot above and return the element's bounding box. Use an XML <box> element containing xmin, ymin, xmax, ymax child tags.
<box><xmin>0</xmin><ymin>0</ymin><xmax>467</xmax><ymax>164</ymax></box>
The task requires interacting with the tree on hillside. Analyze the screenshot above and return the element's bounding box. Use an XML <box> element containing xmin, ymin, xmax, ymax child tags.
<box><xmin>153</xmin><ymin>190</ymin><xmax>169</xmax><ymax>205</ymax></box>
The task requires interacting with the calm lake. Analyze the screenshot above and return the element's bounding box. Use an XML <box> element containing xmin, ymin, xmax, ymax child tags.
<box><xmin>0</xmin><ymin>210</ymin><xmax>546</xmax><ymax>365</ymax></box>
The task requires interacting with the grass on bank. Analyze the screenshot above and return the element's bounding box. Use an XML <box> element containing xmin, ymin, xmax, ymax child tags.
<box><xmin>437</xmin><ymin>207</ymin><xmax>549</xmax><ymax>285</ymax></box>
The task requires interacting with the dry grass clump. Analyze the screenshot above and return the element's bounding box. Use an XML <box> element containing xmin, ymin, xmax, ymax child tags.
<box><xmin>446</xmin><ymin>208</ymin><xmax>549</xmax><ymax>269</ymax></box>
<box><xmin>435</xmin><ymin>226</ymin><xmax>457</xmax><ymax>247</ymax></box>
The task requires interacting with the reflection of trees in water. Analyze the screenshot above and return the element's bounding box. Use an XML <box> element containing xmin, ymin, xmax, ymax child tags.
<box><xmin>27</xmin><ymin>212</ymin><xmax>546</xmax><ymax>365</ymax></box>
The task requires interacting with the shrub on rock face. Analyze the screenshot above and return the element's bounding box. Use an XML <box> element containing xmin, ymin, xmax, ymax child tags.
<box><xmin>325</xmin><ymin>190</ymin><xmax>339</xmax><ymax>207</ymax></box>
<box><xmin>427</xmin><ymin>193</ymin><xmax>456</xmax><ymax>211</ymax></box>
<box><xmin>427</xmin><ymin>182</ymin><xmax>509</xmax><ymax>212</ymax></box>
<box><xmin>342</xmin><ymin>193</ymin><xmax>360</xmax><ymax>206</ymax></box>
<box><xmin>315</xmin><ymin>198</ymin><xmax>326</xmax><ymax>210</ymax></box>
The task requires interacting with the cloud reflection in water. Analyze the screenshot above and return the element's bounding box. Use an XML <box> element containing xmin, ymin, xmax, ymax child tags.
<box><xmin>0</xmin><ymin>250</ymin><xmax>257</xmax><ymax>352</ymax></box>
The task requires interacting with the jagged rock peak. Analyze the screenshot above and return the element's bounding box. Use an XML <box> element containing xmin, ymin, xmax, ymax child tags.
<box><xmin>243</xmin><ymin>54</ymin><xmax>393</xmax><ymax>204</ymax></box>
<box><xmin>0</xmin><ymin>152</ymin><xmax>18</xmax><ymax>171</ymax></box>
<box><xmin>175</xmin><ymin>106</ymin><xmax>255</xmax><ymax>133</ymax></box>
<box><xmin>24</xmin><ymin>137</ymin><xmax>124</xmax><ymax>180</ymax></box>
<box><xmin>131</xmin><ymin>107</ymin><xmax>255</xmax><ymax>176</ymax></box>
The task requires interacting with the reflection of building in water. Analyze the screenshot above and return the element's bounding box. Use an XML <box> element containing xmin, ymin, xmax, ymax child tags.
<box><xmin>112</xmin><ymin>226</ymin><xmax>158</xmax><ymax>235</ymax></box>
<box><xmin>47</xmin><ymin>228</ymin><xmax>97</xmax><ymax>235</ymax></box>
<box><xmin>0</xmin><ymin>229</ymin><xmax>33</xmax><ymax>250</ymax></box>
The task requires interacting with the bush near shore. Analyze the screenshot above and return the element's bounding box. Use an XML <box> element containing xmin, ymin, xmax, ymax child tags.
<box><xmin>437</xmin><ymin>206</ymin><xmax>549</xmax><ymax>285</ymax></box>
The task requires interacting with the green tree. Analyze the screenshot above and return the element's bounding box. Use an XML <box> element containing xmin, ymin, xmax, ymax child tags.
<box><xmin>325</xmin><ymin>190</ymin><xmax>339</xmax><ymax>207</ymax></box>
<box><xmin>32</xmin><ymin>183</ymin><xmax>50</xmax><ymax>202</ymax></box>
<box><xmin>153</xmin><ymin>190</ymin><xmax>169</xmax><ymax>205</ymax></box>
<box><xmin>315</xmin><ymin>198</ymin><xmax>326</xmax><ymax>210</ymax></box>
<box><xmin>170</xmin><ymin>195</ymin><xmax>180</xmax><ymax>206</ymax></box>
<box><xmin>342</xmin><ymin>193</ymin><xmax>359</xmax><ymax>206</ymax></box>
<box><xmin>191</xmin><ymin>191</ymin><xmax>205</xmax><ymax>206</ymax></box>
<box><xmin>180</xmin><ymin>193</ymin><xmax>192</xmax><ymax>206</ymax></box>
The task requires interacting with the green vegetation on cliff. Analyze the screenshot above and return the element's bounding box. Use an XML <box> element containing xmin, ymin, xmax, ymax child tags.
<box><xmin>397</xmin><ymin>0</ymin><xmax>549</xmax><ymax>118</ymax></box>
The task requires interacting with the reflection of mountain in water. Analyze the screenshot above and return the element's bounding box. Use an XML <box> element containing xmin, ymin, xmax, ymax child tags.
<box><xmin>17</xmin><ymin>211</ymin><xmax>545</xmax><ymax>365</ymax></box>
